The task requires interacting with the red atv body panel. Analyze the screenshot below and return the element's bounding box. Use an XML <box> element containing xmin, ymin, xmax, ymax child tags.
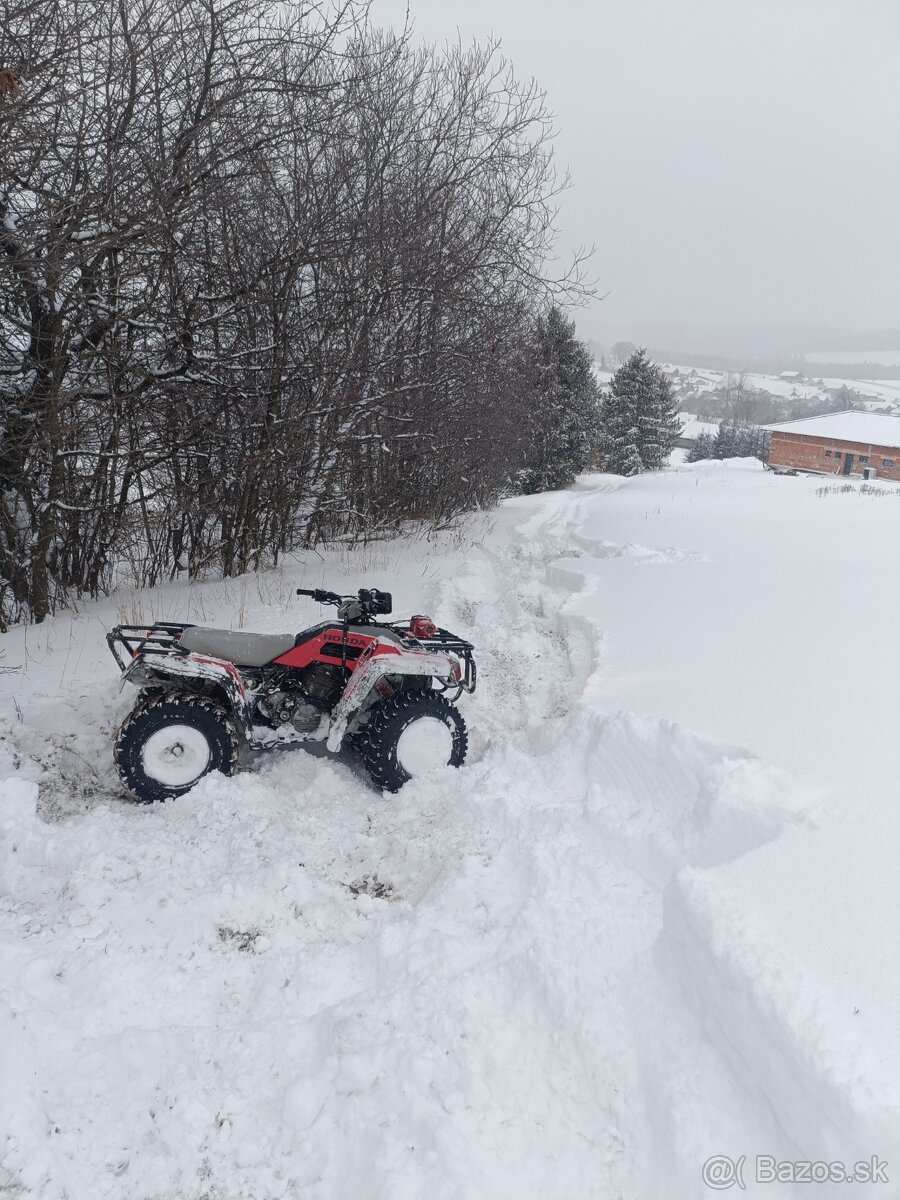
<box><xmin>272</xmin><ymin>623</ymin><xmax>386</xmax><ymax>670</ymax></box>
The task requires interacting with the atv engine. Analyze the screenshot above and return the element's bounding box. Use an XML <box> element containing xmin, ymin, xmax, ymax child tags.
<box><xmin>300</xmin><ymin>662</ymin><xmax>348</xmax><ymax>710</ymax></box>
<box><xmin>250</xmin><ymin>662</ymin><xmax>348</xmax><ymax>733</ymax></box>
<box><xmin>256</xmin><ymin>689</ymin><xmax>322</xmax><ymax>733</ymax></box>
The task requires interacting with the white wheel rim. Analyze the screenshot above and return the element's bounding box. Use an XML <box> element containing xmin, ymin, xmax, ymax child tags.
<box><xmin>396</xmin><ymin>716</ymin><xmax>454</xmax><ymax>776</ymax></box>
<box><xmin>141</xmin><ymin>724</ymin><xmax>211</xmax><ymax>788</ymax></box>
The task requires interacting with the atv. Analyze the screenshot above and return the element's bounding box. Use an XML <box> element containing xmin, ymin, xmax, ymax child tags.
<box><xmin>107</xmin><ymin>586</ymin><xmax>475</xmax><ymax>802</ymax></box>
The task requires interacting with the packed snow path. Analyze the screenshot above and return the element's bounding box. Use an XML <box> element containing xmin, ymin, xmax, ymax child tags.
<box><xmin>2</xmin><ymin>462</ymin><xmax>899</xmax><ymax>1199</ymax></box>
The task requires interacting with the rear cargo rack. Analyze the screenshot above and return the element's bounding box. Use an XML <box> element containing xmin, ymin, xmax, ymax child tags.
<box><xmin>106</xmin><ymin>623</ymin><xmax>194</xmax><ymax>672</ymax></box>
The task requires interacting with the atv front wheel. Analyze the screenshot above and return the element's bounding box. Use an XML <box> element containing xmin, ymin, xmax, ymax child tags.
<box><xmin>115</xmin><ymin>693</ymin><xmax>238</xmax><ymax>803</ymax></box>
<box><xmin>356</xmin><ymin>691</ymin><xmax>468</xmax><ymax>792</ymax></box>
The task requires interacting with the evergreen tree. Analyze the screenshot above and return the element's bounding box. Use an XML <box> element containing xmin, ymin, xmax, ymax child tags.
<box><xmin>710</xmin><ymin>421</ymin><xmax>767</xmax><ymax>461</ymax></box>
<box><xmin>688</xmin><ymin>423</ymin><xmax>768</xmax><ymax>465</ymax></box>
<box><xmin>600</xmin><ymin>361</ymin><xmax>642</xmax><ymax>476</ymax></box>
<box><xmin>713</xmin><ymin>422</ymin><xmax>736</xmax><ymax>459</ymax></box>
<box><xmin>638</xmin><ymin>368</ymin><xmax>682</xmax><ymax>470</ymax></box>
<box><xmin>742</xmin><ymin>425</ymin><xmax>769</xmax><ymax>461</ymax></box>
<box><xmin>602</xmin><ymin>348</ymin><xmax>681</xmax><ymax>474</ymax></box>
<box><xmin>686</xmin><ymin>431</ymin><xmax>715</xmax><ymax>462</ymax></box>
<box><xmin>514</xmin><ymin>307</ymin><xmax>602</xmax><ymax>494</ymax></box>
<box><xmin>734</xmin><ymin>426</ymin><xmax>754</xmax><ymax>457</ymax></box>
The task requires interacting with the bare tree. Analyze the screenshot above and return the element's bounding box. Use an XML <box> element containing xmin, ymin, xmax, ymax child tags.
<box><xmin>1</xmin><ymin>0</ymin><xmax>590</xmax><ymax>628</ymax></box>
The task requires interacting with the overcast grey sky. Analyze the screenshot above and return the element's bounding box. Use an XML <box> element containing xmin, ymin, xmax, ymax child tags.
<box><xmin>373</xmin><ymin>0</ymin><xmax>900</xmax><ymax>354</ymax></box>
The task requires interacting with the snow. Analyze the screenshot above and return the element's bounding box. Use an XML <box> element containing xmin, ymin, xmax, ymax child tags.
<box><xmin>763</xmin><ymin>409</ymin><xmax>900</xmax><ymax>447</ymax></box>
<box><xmin>599</xmin><ymin>358</ymin><xmax>900</xmax><ymax>416</ymax></box>
<box><xmin>677</xmin><ymin>411</ymin><xmax>719</xmax><ymax>438</ymax></box>
<box><xmin>2</xmin><ymin>463</ymin><xmax>900</xmax><ymax>1197</ymax></box>
<box><xmin>657</xmin><ymin>361</ymin><xmax>900</xmax><ymax>415</ymax></box>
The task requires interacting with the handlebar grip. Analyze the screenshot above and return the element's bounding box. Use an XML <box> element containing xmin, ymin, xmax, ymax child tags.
<box><xmin>297</xmin><ymin>587</ymin><xmax>341</xmax><ymax>604</ymax></box>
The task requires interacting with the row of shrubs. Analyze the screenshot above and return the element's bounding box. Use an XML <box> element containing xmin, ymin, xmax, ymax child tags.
<box><xmin>686</xmin><ymin>424</ymin><xmax>769</xmax><ymax>463</ymax></box>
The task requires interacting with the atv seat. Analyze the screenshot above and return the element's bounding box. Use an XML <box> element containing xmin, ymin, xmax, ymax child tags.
<box><xmin>179</xmin><ymin>627</ymin><xmax>296</xmax><ymax>667</ymax></box>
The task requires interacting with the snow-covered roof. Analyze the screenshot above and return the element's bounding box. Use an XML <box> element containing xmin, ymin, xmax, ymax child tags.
<box><xmin>763</xmin><ymin>410</ymin><xmax>900</xmax><ymax>449</ymax></box>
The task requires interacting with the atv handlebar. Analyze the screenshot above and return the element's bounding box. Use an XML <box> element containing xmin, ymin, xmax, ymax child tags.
<box><xmin>296</xmin><ymin>587</ymin><xmax>343</xmax><ymax>604</ymax></box>
<box><xmin>297</xmin><ymin>586</ymin><xmax>393</xmax><ymax>616</ymax></box>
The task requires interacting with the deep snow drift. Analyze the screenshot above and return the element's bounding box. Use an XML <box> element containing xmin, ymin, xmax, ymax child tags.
<box><xmin>2</xmin><ymin>460</ymin><xmax>899</xmax><ymax>1199</ymax></box>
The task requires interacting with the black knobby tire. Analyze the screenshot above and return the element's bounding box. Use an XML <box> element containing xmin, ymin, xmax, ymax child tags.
<box><xmin>356</xmin><ymin>691</ymin><xmax>468</xmax><ymax>793</ymax></box>
<box><xmin>114</xmin><ymin>692</ymin><xmax>239</xmax><ymax>803</ymax></box>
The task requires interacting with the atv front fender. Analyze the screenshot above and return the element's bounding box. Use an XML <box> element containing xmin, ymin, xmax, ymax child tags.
<box><xmin>327</xmin><ymin>640</ymin><xmax>459</xmax><ymax>753</ymax></box>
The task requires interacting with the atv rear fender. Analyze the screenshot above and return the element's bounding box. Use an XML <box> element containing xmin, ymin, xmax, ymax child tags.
<box><xmin>121</xmin><ymin>651</ymin><xmax>253</xmax><ymax>737</ymax></box>
<box><xmin>326</xmin><ymin>639</ymin><xmax>460</xmax><ymax>753</ymax></box>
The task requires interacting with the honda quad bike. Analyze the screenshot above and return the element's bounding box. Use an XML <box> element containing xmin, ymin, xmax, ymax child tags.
<box><xmin>107</xmin><ymin>587</ymin><xmax>476</xmax><ymax>802</ymax></box>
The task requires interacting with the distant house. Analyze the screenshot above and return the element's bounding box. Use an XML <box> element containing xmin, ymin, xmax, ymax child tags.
<box><xmin>778</xmin><ymin>370</ymin><xmax>804</xmax><ymax>382</ymax></box>
<box><xmin>763</xmin><ymin>411</ymin><xmax>900</xmax><ymax>481</ymax></box>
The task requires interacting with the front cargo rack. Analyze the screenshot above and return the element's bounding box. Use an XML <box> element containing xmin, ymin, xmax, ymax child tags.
<box><xmin>392</xmin><ymin>624</ymin><xmax>476</xmax><ymax>693</ymax></box>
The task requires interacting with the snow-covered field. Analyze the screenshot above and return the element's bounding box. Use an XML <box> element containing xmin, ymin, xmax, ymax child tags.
<box><xmin>2</xmin><ymin>460</ymin><xmax>900</xmax><ymax>1198</ymax></box>
<box><xmin>676</xmin><ymin>412</ymin><xmax>720</xmax><ymax>439</ymax></box>
<box><xmin>671</xmin><ymin>365</ymin><xmax>900</xmax><ymax>413</ymax></box>
<box><xmin>597</xmin><ymin>362</ymin><xmax>900</xmax><ymax>416</ymax></box>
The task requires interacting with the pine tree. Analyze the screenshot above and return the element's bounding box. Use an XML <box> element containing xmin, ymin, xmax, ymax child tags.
<box><xmin>600</xmin><ymin>356</ymin><xmax>643</xmax><ymax>476</ymax></box>
<box><xmin>735</xmin><ymin>426</ymin><xmax>754</xmax><ymax>457</ymax></box>
<box><xmin>602</xmin><ymin>348</ymin><xmax>681</xmax><ymax>474</ymax></box>
<box><xmin>515</xmin><ymin>307</ymin><xmax>602</xmax><ymax>494</ymax></box>
<box><xmin>638</xmin><ymin>369</ymin><xmax>682</xmax><ymax>469</ymax></box>
<box><xmin>659</xmin><ymin>374</ymin><xmax>683</xmax><ymax>460</ymax></box>
<box><xmin>713</xmin><ymin>422</ymin><xmax>736</xmax><ymax>458</ymax></box>
<box><xmin>686</xmin><ymin>431</ymin><xmax>715</xmax><ymax>462</ymax></box>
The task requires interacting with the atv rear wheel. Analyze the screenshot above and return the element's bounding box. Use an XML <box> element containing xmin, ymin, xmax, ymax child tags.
<box><xmin>115</xmin><ymin>693</ymin><xmax>238</xmax><ymax>803</ymax></box>
<box><xmin>356</xmin><ymin>691</ymin><xmax>468</xmax><ymax>792</ymax></box>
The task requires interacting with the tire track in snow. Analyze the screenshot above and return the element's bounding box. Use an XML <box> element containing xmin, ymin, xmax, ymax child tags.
<box><xmin>416</xmin><ymin>483</ymin><xmax>792</xmax><ymax>1196</ymax></box>
<box><xmin>486</xmin><ymin>481</ymin><xmax>891</xmax><ymax>1200</ymax></box>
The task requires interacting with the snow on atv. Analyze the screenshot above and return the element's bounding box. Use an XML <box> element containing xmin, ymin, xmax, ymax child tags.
<box><xmin>107</xmin><ymin>587</ymin><xmax>476</xmax><ymax>802</ymax></box>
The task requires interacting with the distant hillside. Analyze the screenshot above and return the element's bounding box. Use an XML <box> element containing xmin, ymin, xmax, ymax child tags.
<box><xmin>599</xmin><ymin>362</ymin><xmax>900</xmax><ymax>428</ymax></box>
<box><xmin>646</xmin><ymin>349</ymin><xmax>900</xmax><ymax>381</ymax></box>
